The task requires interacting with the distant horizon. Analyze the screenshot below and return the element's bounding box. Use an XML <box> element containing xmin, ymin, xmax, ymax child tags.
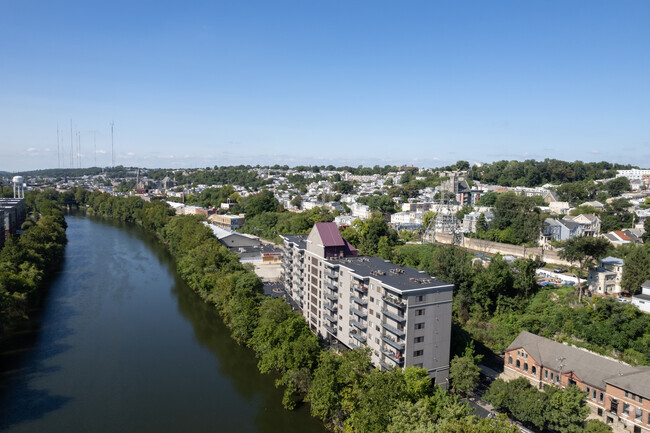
<box><xmin>1</xmin><ymin>157</ymin><xmax>642</xmax><ymax>176</ymax></box>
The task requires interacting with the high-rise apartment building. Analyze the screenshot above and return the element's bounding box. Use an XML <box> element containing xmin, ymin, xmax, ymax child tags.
<box><xmin>281</xmin><ymin>222</ymin><xmax>453</xmax><ymax>387</ymax></box>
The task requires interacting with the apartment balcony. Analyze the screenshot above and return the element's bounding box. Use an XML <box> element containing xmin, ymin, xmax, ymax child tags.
<box><xmin>381</xmin><ymin>335</ymin><xmax>405</xmax><ymax>351</ymax></box>
<box><xmin>382</xmin><ymin>309</ymin><xmax>406</xmax><ymax>324</ymax></box>
<box><xmin>323</xmin><ymin>313</ymin><xmax>337</xmax><ymax>324</ymax></box>
<box><xmin>324</xmin><ymin>292</ymin><xmax>338</xmax><ymax>302</ymax></box>
<box><xmin>350</xmin><ymin>319</ymin><xmax>367</xmax><ymax>331</ymax></box>
<box><xmin>350</xmin><ymin>296</ymin><xmax>368</xmax><ymax>306</ymax></box>
<box><xmin>324</xmin><ymin>302</ymin><xmax>338</xmax><ymax>313</ymax></box>
<box><xmin>352</xmin><ymin>285</ymin><xmax>368</xmax><ymax>295</ymax></box>
<box><xmin>379</xmin><ymin>360</ymin><xmax>395</xmax><ymax>371</ymax></box>
<box><xmin>382</xmin><ymin>294</ymin><xmax>405</xmax><ymax>310</ymax></box>
<box><xmin>324</xmin><ymin>324</ymin><xmax>337</xmax><ymax>335</ymax></box>
<box><xmin>350</xmin><ymin>332</ymin><xmax>367</xmax><ymax>344</ymax></box>
<box><xmin>381</xmin><ymin>348</ymin><xmax>404</xmax><ymax>366</ymax></box>
<box><xmin>324</xmin><ymin>269</ymin><xmax>339</xmax><ymax>280</ymax></box>
<box><xmin>324</xmin><ymin>280</ymin><xmax>338</xmax><ymax>291</ymax></box>
<box><xmin>382</xmin><ymin>322</ymin><xmax>406</xmax><ymax>338</ymax></box>
<box><xmin>350</xmin><ymin>307</ymin><xmax>368</xmax><ymax>319</ymax></box>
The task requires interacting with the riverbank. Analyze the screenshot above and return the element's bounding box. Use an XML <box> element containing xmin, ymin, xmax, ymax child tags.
<box><xmin>0</xmin><ymin>193</ymin><xmax>67</xmax><ymax>337</ymax></box>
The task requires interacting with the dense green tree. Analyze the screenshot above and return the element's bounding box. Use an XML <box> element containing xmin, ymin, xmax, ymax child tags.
<box><xmin>621</xmin><ymin>246</ymin><xmax>650</xmax><ymax>294</ymax></box>
<box><xmin>490</xmin><ymin>192</ymin><xmax>543</xmax><ymax>245</ymax></box>
<box><xmin>559</xmin><ymin>236</ymin><xmax>611</xmax><ymax>302</ymax></box>
<box><xmin>546</xmin><ymin>385</ymin><xmax>590</xmax><ymax>433</ymax></box>
<box><xmin>449</xmin><ymin>345</ymin><xmax>482</xmax><ymax>396</ymax></box>
<box><xmin>583</xmin><ymin>419</ymin><xmax>613</xmax><ymax>433</ymax></box>
<box><xmin>600</xmin><ymin>199</ymin><xmax>634</xmax><ymax>232</ymax></box>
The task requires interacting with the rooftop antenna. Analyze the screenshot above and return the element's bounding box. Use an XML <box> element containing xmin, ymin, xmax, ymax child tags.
<box><xmin>110</xmin><ymin>121</ymin><xmax>115</xmax><ymax>167</ymax></box>
<box><xmin>77</xmin><ymin>131</ymin><xmax>81</xmax><ymax>168</ymax></box>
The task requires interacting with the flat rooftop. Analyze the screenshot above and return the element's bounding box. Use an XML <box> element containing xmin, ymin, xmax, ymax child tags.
<box><xmin>329</xmin><ymin>256</ymin><xmax>451</xmax><ymax>292</ymax></box>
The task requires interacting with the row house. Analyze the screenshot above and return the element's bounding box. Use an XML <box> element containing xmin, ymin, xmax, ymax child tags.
<box><xmin>503</xmin><ymin>331</ymin><xmax>650</xmax><ymax>433</ymax></box>
<box><xmin>281</xmin><ymin>222</ymin><xmax>453</xmax><ymax>387</ymax></box>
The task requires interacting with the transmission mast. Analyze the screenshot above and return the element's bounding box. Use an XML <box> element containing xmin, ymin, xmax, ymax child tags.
<box><xmin>110</xmin><ymin>121</ymin><xmax>115</xmax><ymax>167</ymax></box>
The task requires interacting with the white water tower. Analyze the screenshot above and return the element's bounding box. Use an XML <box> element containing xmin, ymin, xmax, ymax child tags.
<box><xmin>12</xmin><ymin>176</ymin><xmax>25</xmax><ymax>199</ymax></box>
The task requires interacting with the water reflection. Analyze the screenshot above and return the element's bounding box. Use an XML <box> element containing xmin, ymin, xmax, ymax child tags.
<box><xmin>0</xmin><ymin>215</ymin><xmax>325</xmax><ymax>433</ymax></box>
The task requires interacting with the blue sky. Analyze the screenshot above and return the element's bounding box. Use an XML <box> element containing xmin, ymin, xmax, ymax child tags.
<box><xmin>1</xmin><ymin>0</ymin><xmax>649</xmax><ymax>171</ymax></box>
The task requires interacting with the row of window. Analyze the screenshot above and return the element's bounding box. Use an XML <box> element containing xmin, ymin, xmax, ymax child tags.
<box><xmin>624</xmin><ymin>390</ymin><xmax>644</xmax><ymax>404</ymax></box>
<box><xmin>617</xmin><ymin>400</ymin><xmax>648</xmax><ymax>425</ymax></box>
<box><xmin>585</xmin><ymin>386</ymin><xmax>604</xmax><ymax>404</ymax></box>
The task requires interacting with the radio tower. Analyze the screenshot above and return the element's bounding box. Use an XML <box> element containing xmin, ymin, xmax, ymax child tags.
<box><xmin>57</xmin><ymin>124</ymin><xmax>60</xmax><ymax>168</ymax></box>
<box><xmin>70</xmin><ymin>119</ymin><xmax>74</xmax><ymax>168</ymax></box>
<box><xmin>110</xmin><ymin>121</ymin><xmax>115</xmax><ymax>167</ymax></box>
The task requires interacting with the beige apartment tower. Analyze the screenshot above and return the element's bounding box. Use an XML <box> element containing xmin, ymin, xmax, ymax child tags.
<box><xmin>281</xmin><ymin>222</ymin><xmax>453</xmax><ymax>387</ymax></box>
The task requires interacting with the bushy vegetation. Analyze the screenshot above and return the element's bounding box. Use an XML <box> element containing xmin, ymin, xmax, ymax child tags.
<box><xmin>484</xmin><ymin>377</ymin><xmax>591</xmax><ymax>433</ymax></box>
<box><xmin>469</xmin><ymin>159</ymin><xmax>633</xmax><ymax>187</ymax></box>
<box><xmin>0</xmin><ymin>191</ymin><xmax>67</xmax><ymax>334</ymax></box>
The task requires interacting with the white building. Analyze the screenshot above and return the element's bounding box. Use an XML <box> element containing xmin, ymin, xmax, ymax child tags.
<box><xmin>632</xmin><ymin>280</ymin><xmax>650</xmax><ymax>313</ymax></box>
<box><xmin>616</xmin><ymin>169</ymin><xmax>650</xmax><ymax>181</ymax></box>
<box><xmin>587</xmin><ymin>256</ymin><xmax>625</xmax><ymax>297</ymax></box>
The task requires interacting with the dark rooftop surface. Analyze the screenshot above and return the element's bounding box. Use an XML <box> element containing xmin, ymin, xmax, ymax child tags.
<box><xmin>315</xmin><ymin>222</ymin><xmax>345</xmax><ymax>247</ymax></box>
<box><xmin>329</xmin><ymin>255</ymin><xmax>451</xmax><ymax>292</ymax></box>
<box><xmin>282</xmin><ymin>235</ymin><xmax>307</xmax><ymax>250</ymax></box>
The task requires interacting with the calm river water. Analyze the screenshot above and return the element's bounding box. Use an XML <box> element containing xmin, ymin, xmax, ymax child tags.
<box><xmin>0</xmin><ymin>215</ymin><xmax>326</xmax><ymax>433</ymax></box>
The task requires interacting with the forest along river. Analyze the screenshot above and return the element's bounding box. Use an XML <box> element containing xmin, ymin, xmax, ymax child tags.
<box><xmin>0</xmin><ymin>214</ymin><xmax>327</xmax><ymax>433</ymax></box>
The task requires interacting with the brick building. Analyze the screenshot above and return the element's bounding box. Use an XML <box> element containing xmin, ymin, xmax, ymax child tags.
<box><xmin>503</xmin><ymin>331</ymin><xmax>650</xmax><ymax>433</ymax></box>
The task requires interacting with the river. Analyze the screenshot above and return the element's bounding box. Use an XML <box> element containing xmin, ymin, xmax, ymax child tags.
<box><xmin>0</xmin><ymin>215</ymin><xmax>327</xmax><ymax>433</ymax></box>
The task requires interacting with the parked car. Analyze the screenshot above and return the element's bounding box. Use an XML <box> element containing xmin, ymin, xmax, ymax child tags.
<box><xmin>553</xmin><ymin>267</ymin><xmax>567</xmax><ymax>273</ymax></box>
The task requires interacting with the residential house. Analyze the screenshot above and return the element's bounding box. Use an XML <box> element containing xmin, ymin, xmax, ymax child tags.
<box><xmin>563</xmin><ymin>214</ymin><xmax>601</xmax><ymax>236</ymax></box>
<box><xmin>462</xmin><ymin>210</ymin><xmax>494</xmax><ymax>233</ymax></box>
<box><xmin>540</xmin><ymin>218</ymin><xmax>582</xmax><ymax>244</ymax></box>
<box><xmin>503</xmin><ymin>331</ymin><xmax>650</xmax><ymax>433</ymax></box>
<box><xmin>548</xmin><ymin>201</ymin><xmax>571</xmax><ymax>215</ymax></box>
<box><xmin>210</xmin><ymin>214</ymin><xmax>246</xmax><ymax>230</ymax></box>
<box><xmin>587</xmin><ymin>256</ymin><xmax>625</xmax><ymax>296</ymax></box>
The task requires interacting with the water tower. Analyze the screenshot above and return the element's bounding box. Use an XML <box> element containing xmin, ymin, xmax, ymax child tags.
<box><xmin>12</xmin><ymin>176</ymin><xmax>25</xmax><ymax>199</ymax></box>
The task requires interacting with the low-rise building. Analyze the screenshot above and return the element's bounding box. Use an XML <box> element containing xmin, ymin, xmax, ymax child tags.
<box><xmin>211</xmin><ymin>214</ymin><xmax>246</xmax><ymax>230</ymax></box>
<box><xmin>0</xmin><ymin>198</ymin><xmax>26</xmax><ymax>243</ymax></box>
<box><xmin>632</xmin><ymin>281</ymin><xmax>650</xmax><ymax>313</ymax></box>
<box><xmin>281</xmin><ymin>222</ymin><xmax>453</xmax><ymax>386</ymax></box>
<box><xmin>503</xmin><ymin>331</ymin><xmax>650</xmax><ymax>433</ymax></box>
<box><xmin>587</xmin><ymin>256</ymin><xmax>625</xmax><ymax>296</ymax></box>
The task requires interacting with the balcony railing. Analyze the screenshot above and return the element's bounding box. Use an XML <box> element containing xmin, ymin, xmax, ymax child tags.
<box><xmin>324</xmin><ymin>280</ymin><xmax>338</xmax><ymax>291</ymax></box>
<box><xmin>381</xmin><ymin>348</ymin><xmax>404</xmax><ymax>365</ymax></box>
<box><xmin>350</xmin><ymin>307</ymin><xmax>368</xmax><ymax>319</ymax></box>
<box><xmin>324</xmin><ymin>324</ymin><xmax>337</xmax><ymax>335</ymax></box>
<box><xmin>352</xmin><ymin>285</ymin><xmax>368</xmax><ymax>295</ymax></box>
<box><xmin>382</xmin><ymin>294</ymin><xmax>405</xmax><ymax>310</ymax></box>
<box><xmin>324</xmin><ymin>303</ymin><xmax>338</xmax><ymax>313</ymax></box>
<box><xmin>382</xmin><ymin>322</ymin><xmax>405</xmax><ymax>338</ymax></box>
<box><xmin>350</xmin><ymin>296</ymin><xmax>368</xmax><ymax>306</ymax></box>
<box><xmin>350</xmin><ymin>319</ymin><xmax>367</xmax><ymax>331</ymax></box>
<box><xmin>381</xmin><ymin>335</ymin><xmax>405</xmax><ymax>351</ymax></box>
<box><xmin>324</xmin><ymin>292</ymin><xmax>338</xmax><ymax>302</ymax></box>
<box><xmin>323</xmin><ymin>313</ymin><xmax>337</xmax><ymax>324</ymax></box>
<box><xmin>382</xmin><ymin>309</ymin><xmax>406</xmax><ymax>324</ymax></box>
<box><xmin>350</xmin><ymin>332</ymin><xmax>367</xmax><ymax>344</ymax></box>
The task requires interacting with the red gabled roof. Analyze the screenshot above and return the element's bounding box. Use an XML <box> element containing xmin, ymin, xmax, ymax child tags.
<box><xmin>613</xmin><ymin>231</ymin><xmax>631</xmax><ymax>241</ymax></box>
<box><xmin>315</xmin><ymin>222</ymin><xmax>345</xmax><ymax>247</ymax></box>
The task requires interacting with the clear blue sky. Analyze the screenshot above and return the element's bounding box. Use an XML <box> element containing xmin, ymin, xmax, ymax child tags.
<box><xmin>1</xmin><ymin>0</ymin><xmax>649</xmax><ymax>171</ymax></box>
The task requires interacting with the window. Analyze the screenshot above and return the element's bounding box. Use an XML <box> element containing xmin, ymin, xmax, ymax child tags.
<box><xmin>415</xmin><ymin>336</ymin><xmax>424</xmax><ymax>343</ymax></box>
<box><xmin>634</xmin><ymin>407</ymin><xmax>642</xmax><ymax>421</ymax></box>
<box><xmin>375</xmin><ymin>325</ymin><xmax>380</xmax><ymax>332</ymax></box>
<box><xmin>370</xmin><ymin>297</ymin><xmax>374</xmax><ymax>302</ymax></box>
<box><xmin>416</xmin><ymin>295</ymin><xmax>424</xmax><ymax>302</ymax></box>
<box><xmin>508</xmin><ymin>356</ymin><xmax>513</xmax><ymax>365</ymax></box>
<box><xmin>415</xmin><ymin>309</ymin><xmax>425</xmax><ymax>316</ymax></box>
<box><xmin>599</xmin><ymin>392</ymin><xmax>604</xmax><ymax>403</ymax></box>
<box><xmin>555</xmin><ymin>375</ymin><xmax>560</xmax><ymax>384</ymax></box>
<box><xmin>414</xmin><ymin>323</ymin><xmax>425</xmax><ymax>330</ymax></box>
<box><xmin>523</xmin><ymin>363</ymin><xmax>528</xmax><ymax>372</ymax></box>
<box><xmin>376</xmin><ymin>312</ymin><xmax>380</xmax><ymax>319</ymax></box>
<box><xmin>597</xmin><ymin>408</ymin><xmax>603</xmax><ymax>416</ymax></box>
<box><xmin>586</xmin><ymin>386</ymin><xmax>590</xmax><ymax>394</ymax></box>
<box><xmin>625</xmin><ymin>391</ymin><xmax>629</xmax><ymax>398</ymax></box>
<box><xmin>623</xmin><ymin>403</ymin><xmax>630</xmax><ymax>416</ymax></box>
<box><xmin>413</xmin><ymin>350</ymin><xmax>423</xmax><ymax>357</ymax></box>
<box><xmin>369</xmin><ymin>309</ymin><xmax>374</xmax><ymax>315</ymax></box>
<box><xmin>531</xmin><ymin>366</ymin><xmax>536</xmax><ymax>375</ymax></box>
<box><xmin>593</xmin><ymin>390</ymin><xmax>597</xmax><ymax>400</ymax></box>
<box><xmin>544</xmin><ymin>370</ymin><xmax>548</xmax><ymax>380</ymax></box>
<box><xmin>550</xmin><ymin>372</ymin><xmax>554</xmax><ymax>381</ymax></box>
<box><xmin>516</xmin><ymin>360</ymin><xmax>521</xmax><ymax>369</ymax></box>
